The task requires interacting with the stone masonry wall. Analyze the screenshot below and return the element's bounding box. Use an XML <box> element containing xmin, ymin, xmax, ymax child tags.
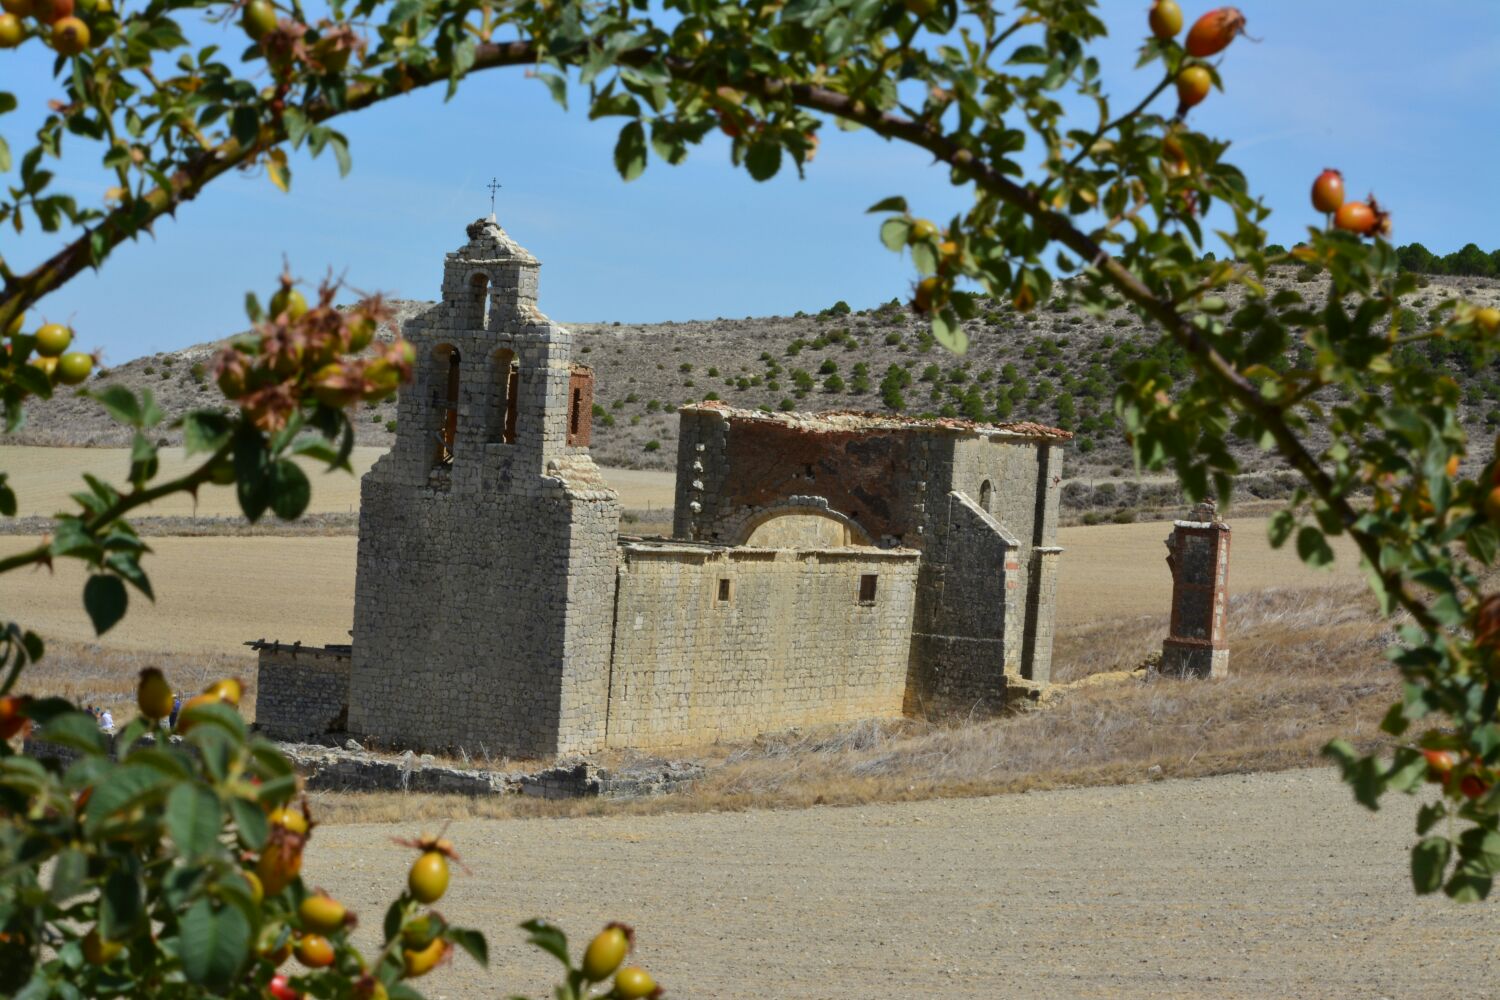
<box><xmin>606</xmin><ymin>542</ymin><xmax>920</xmax><ymax>749</ymax></box>
<box><xmin>905</xmin><ymin>492</ymin><xmax>1020</xmax><ymax>714</ymax></box>
<box><xmin>345</xmin><ymin>219</ymin><xmax>621</xmax><ymax>759</ymax></box>
<box><xmin>253</xmin><ymin>644</ymin><xmax>350</xmax><ymax>742</ymax></box>
<box><xmin>673</xmin><ymin>407</ymin><xmax>1066</xmax><ymax>712</ymax></box>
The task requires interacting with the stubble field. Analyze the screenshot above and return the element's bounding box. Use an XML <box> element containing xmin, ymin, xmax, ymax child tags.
<box><xmin>0</xmin><ymin>512</ymin><xmax>1360</xmax><ymax>652</ymax></box>
<box><xmin>5</xmin><ymin>446</ymin><xmax>1477</xmax><ymax>996</ymax></box>
<box><xmin>312</xmin><ymin>769</ymin><xmax>1500</xmax><ymax>1000</ymax></box>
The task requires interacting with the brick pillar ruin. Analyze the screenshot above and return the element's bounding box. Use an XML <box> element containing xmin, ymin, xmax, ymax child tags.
<box><xmin>1161</xmin><ymin>500</ymin><xmax>1230</xmax><ymax>678</ymax></box>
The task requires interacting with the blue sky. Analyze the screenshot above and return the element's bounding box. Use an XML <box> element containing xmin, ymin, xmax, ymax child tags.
<box><xmin>4</xmin><ymin>2</ymin><xmax>1499</xmax><ymax>362</ymax></box>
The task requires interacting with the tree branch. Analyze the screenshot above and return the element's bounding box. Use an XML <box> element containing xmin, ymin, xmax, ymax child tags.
<box><xmin>0</xmin><ymin>440</ymin><xmax>232</xmax><ymax>576</ymax></box>
<box><xmin>0</xmin><ymin>36</ymin><xmax>1438</xmax><ymax>634</ymax></box>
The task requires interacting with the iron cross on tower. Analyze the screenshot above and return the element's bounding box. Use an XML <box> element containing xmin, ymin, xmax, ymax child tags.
<box><xmin>486</xmin><ymin>177</ymin><xmax>501</xmax><ymax>218</ymax></box>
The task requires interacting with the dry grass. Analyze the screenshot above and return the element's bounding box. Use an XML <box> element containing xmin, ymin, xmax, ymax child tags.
<box><xmin>14</xmin><ymin>639</ymin><xmax>255</xmax><ymax>723</ymax></box>
<box><xmin>305</xmin><ymin>582</ymin><xmax>1397</xmax><ymax>824</ymax></box>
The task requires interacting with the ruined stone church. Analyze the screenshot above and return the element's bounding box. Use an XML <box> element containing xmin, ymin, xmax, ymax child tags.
<box><xmin>254</xmin><ymin>218</ymin><xmax>1069</xmax><ymax>757</ymax></box>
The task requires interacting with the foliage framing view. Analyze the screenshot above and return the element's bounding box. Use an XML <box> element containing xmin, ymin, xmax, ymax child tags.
<box><xmin>5</xmin><ymin>0</ymin><xmax>1500</xmax><ymax>992</ymax></box>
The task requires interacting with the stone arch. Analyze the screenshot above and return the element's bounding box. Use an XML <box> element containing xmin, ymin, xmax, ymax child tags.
<box><xmin>737</xmin><ymin>503</ymin><xmax>874</xmax><ymax>548</ymax></box>
<box><xmin>979</xmin><ymin>479</ymin><xmax>993</xmax><ymax>512</ymax></box>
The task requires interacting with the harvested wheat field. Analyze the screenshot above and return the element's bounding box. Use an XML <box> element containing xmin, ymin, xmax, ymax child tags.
<box><xmin>0</xmin><ymin>445</ymin><xmax>678</xmax><ymax>519</ymax></box>
<box><xmin>309</xmin><ymin>768</ymin><xmax>1500</xmax><ymax>1000</ymax></box>
<box><xmin>0</xmin><ymin>513</ymin><xmax>1362</xmax><ymax>653</ymax></box>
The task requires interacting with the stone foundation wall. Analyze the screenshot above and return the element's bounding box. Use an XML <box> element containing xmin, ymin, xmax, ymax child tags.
<box><xmin>348</xmin><ymin>474</ymin><xmax>619</xmax><ymax>758</ymax></box>
<box><xmin>252</xmin><ymin>643</ymin><xmax>351</xmax><ymax>742</ymax></box>
<box><xmin>605</xmin><ymin>541</ymin><xmax>920</xmax><ymax>749</ymax></box>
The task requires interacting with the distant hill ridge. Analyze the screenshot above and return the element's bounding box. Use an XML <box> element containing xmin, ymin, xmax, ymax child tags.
<box><xmin>13</xmin><ymin>268</ymin><xmax>1500</xmax><ymax>477</ymax></box>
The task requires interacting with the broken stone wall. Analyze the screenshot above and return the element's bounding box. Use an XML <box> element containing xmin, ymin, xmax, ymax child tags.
<box><xmin>905</xmin><ymin>492</ymin><xmax>1020</xmax><ymax>714</ymax></box>
<box><xmin>672</xmin><ymin>409</ymin><xmax>1065</xmax><ymax>712</ymax></box>
<box><xmin>605</xmin><ymin>542</ymin><xmax>919</xmax><ymax>749</ymax></box>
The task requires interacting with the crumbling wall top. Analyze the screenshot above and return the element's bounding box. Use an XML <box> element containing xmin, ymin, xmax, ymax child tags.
<box><xmin>680</xmin><ymin>402</ymin><xmax>1073</xmax><ymax>443</ymax></box>
<box><xmin>455</xmin><ymin>216</ymin><xmax>538</xmax><ymax>266</ymax></box>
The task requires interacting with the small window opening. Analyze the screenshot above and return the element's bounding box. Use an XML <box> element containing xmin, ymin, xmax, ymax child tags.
<box><xmin>504</xmin><ymin>363</ymin><xmax>518</xmax><ymax>443</ymax></box>
<box><xmin>858</xmin><ymin>574</ymin><xmax>878</xmax><ymax>605</ymax></box>
<box><xmin>803</xmin><ymin>463</ymin><xmax>815</xmax><ymax>478</ymax></box>
<box><xmin>470</xmin><ymin>272</ymin><xmax>490</xmax><ymax>329</ymax></box>
<box><xmin>716</xmin><ymin>578</ymin><xmax>732</xmax><ymax>604</ymax></box>
<box><xmin>488</xmin><ymin>350</ymin><xmax>517</xmax><ymax>444</ymax></box>
<box><xmin>570</xmin><ymin>388</ymin><xmax>583</xmax><ymax>437</ymax></box>
<box><xmin>979</xmin><ymin>480</ymin><xmax>994</xmax><ymax>512</ymax></box>
<box><xmin>433</xmin><ymin>346</ymin><xmax>460</xmax><ymax>467</ymax></box>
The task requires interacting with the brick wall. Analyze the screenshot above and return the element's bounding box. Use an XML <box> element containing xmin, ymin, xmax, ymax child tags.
<box><xmin>605</xmin><ymin>541</ymin><xmax>920</xmax><ymax>749</ymax></box>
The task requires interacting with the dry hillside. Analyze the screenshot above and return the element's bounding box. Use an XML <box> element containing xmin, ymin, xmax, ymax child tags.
<box><xmin>14</xmin><ymin>269</ymin><xmax>1500</xmax><ymax>479</ymax></box>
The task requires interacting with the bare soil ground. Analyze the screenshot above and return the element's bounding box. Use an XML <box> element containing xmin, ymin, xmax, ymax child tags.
<box><xmin>309</xmin><ymin>767</ymin><xmax>1500</xmax><ymax>1000</ymax></box>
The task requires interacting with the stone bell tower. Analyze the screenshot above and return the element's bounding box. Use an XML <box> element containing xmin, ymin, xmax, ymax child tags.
<box><xmin>346</xmin><ymin>218</ymin><xmax>621</xmax><ymax>757</ymax></box>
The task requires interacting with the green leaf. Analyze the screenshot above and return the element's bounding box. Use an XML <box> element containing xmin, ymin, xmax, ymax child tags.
<box><xmin>88</xmin><ymin>385</ymin><xmax>142</xmax><ymax>427</ymax></box>
<box><xmin>180</xmin><ymin>699</ymin><xmax>247</xmax><ymax>742</ymax></box>
<box><xmin>879</xmin><ymin>217</ymin><xmax>910</xmax><ymax>252</ymax></box>
<box><xmin>1444</xmin><ymin>863</ymin><xmax>1492</xmax><ymax>903</ymax></box>
<box><xmin>911</xmin><ymin>242</ymin><xmax>937</xmax><ymax>276</ymax></box>
<box><xmin>105</xmin><ymin>551</ymin><xmax>154</xmax><ymax>601</ymax></box>
<box><xmin>181</xmin><ymin>411</ymin><xmax>232</xmax><ymax>455</ymax></box>
<box><xmin>229</xmin><ymin>796</ymin><xmax>270</xmax><ymax>851</ymax></box>
<box><xmin>537</xmin><ymin>72</ymin><xmax>568</xmax><ymax>110</ymax></box>
<box><xmin>268</xmin><ymin>460</ymin><xmax>311</xmax><ymax>521</ymax></box>
<box><xmin>83</xmin><ymin>763</ymin><xmax>171</xmax><ymax>836</ymax></box>
<box><xmin>1412</xmin><ymin>837</ymin><xmax>1450</xmax><ymax>894</ymax></box>
<box><xmin>745</xmin><ymin>140</ymin><xmax>782</xmax><ymax>182</ymax></box>
<box><xmin>179</xmin><ymin>897</ymin><xmax>251</xmax><ymax>992</ymax></box>
<box><xmin>100</xmin><ymin>865</ymin><xmax>144</xmax><ymax>938</ymax></box>
<box><xmin>384</xmin><ymin>898</ymin><xmax>407</xmax><ymax>945</ymax></box>
<box><xmin>1295</xmin><ymin>526</ymin><xmax>1334</xmax><ymax>569</ymax></box>
<box><xmin>166</xmin><ymin>782</ymin><xmax>223</xmax><ymax>858</ymax></box>
<box><xmin>330</xmin><ymin>135</ymin><xmax>352</xmax><ymax>177</ymax></box>
<box><xmin>446</xmin><ymin>926</ymin><xmax>488</xmax><ymax>968</ymax></box>
<box><xmin>613</xmin><ymin>121</ymin><xmax>647</xmax><ymax>182</ymax></box>
<box><xmin>83</xmin><ymin>575</ymin><xmax>128</xmax><ymax>635</ymax></box>
<box><xmin>49</xmin><ymin>848</ymin><xmax>88</xmax><ymax>902</ymax></box>
<box><xmin>867</xmin><ymin>196</ymin><xmax>909</xmax><ymax>213</ymax></box>
<box><xmin>35</xmin><ymin>709</ymin><xmax>107</xmax><ymax>756</ymax></box>
<box><xmin>519</xmin><ymin>918</ymin><xmax>571</xmax><ymax>967</ymax></box>
<box><xmin>1266</xmin><ymin>510</ymin><xmax>1294</xmax><ymax>548</ymax></box>
<box><xmin>234</xmin><ymin>422</ymin><xmax>270</xmax><ymax>522</ymax></box>
<box><xmin>930</xmin><ymin>310</ymin><xmax>968</xmax><ymax>354</ymax></box>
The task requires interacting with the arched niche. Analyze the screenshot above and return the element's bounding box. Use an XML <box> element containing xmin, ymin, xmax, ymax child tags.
<box><xmin>738</xmin><ymin>504</ymin><xmax>874</xmax><ymax>548</ymax></box>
